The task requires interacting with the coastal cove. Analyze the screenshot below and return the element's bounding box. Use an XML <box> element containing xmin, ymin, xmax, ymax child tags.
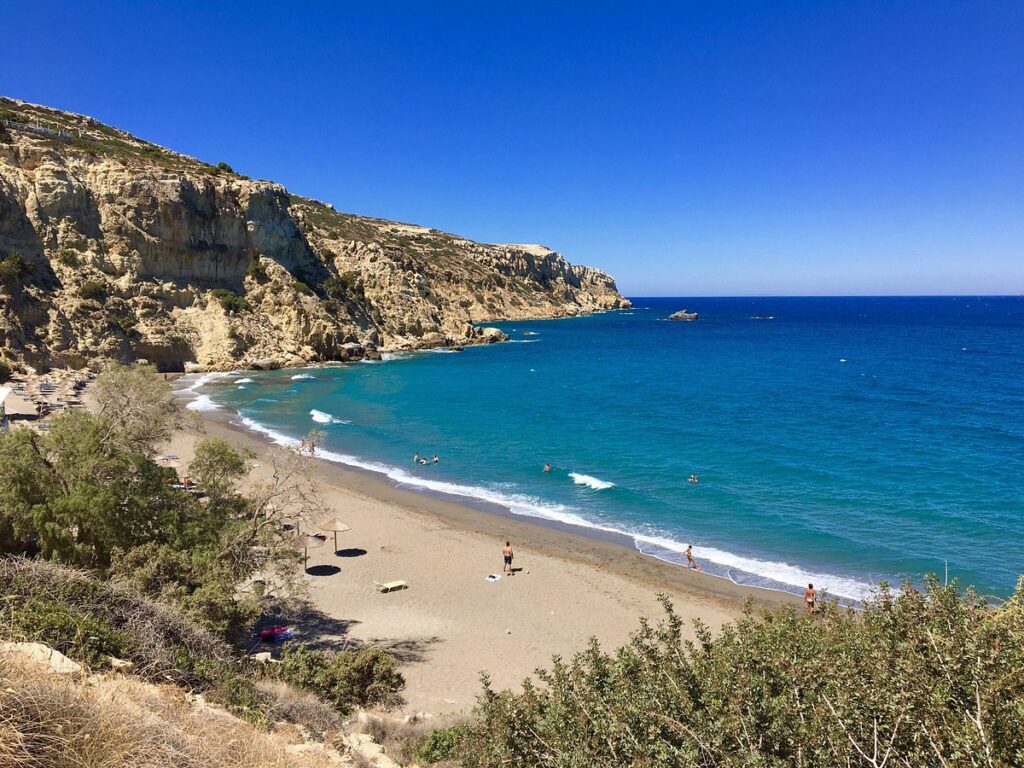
<box><xmin>179</xmin><ymin>296</ymin><xmax>1024</xmax><ymax>603</ymax></box>
<box><xmin>171</xmin><ymin>409</ymin><xmax>751</xmax><ymax>713</ymax></box>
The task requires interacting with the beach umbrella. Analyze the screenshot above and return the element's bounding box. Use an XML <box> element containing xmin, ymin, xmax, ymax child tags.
<box><xmin>318</xmin><ymin>516</ymin><xmax>351</xmax><ymax>552</ymax></box>
<box><xmin>294</xmin><ymin>533</ymin><xmax>326</xmax><ymax>569</ymax></box>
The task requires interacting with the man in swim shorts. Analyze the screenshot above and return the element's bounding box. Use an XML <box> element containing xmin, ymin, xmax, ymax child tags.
<box><xmin>502</xmin><ymin>541</ymin><xmax>514</xmax><ymax>573</ymax></box>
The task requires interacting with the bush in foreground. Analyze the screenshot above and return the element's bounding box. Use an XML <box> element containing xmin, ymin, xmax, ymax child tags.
<box><xmin>278</xmin><ymin>643</ymin><xmax>406</xmax><ymax>716</ymax></box>
<box><xmin>457</xmin><ymin>579</ymin><xmax>1024</xmax><ymax>767</ymax></box>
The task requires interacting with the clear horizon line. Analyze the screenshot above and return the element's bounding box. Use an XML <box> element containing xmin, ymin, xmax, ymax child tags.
<box><xmin>624</xmin><ymin>293</ymin><xmax>1023</xmax><ymax>299</ymax></box>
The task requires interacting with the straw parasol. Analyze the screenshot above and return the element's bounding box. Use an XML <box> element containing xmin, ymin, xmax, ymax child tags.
<box><xmin>318</xmin><ymin>516</ymin><xmax>351</xmax><ymax>553</ymax></box>
<box><xmin>294</xmin><ymin>533</ymin><xmax>326</xmax><ymax>569</ymax></box>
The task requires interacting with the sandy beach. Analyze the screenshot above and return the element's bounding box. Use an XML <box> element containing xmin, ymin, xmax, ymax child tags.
<box><xmin>161</xmin><ymin>408</ymin><xmax>806</xmax><ymax>716</ymax></box>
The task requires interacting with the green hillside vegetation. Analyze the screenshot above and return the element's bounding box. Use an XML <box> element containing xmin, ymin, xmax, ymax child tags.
<box><xmin>0</xmin><ymin>365</ymin><xmax>404</xmax><ymax>727</ymax></box>
<box><xmin>443</xmin><ymin>585</ymin><xmax>1024</xmax><ymax>767</ymax></box>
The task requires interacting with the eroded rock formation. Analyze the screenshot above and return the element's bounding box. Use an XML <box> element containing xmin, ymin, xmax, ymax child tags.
<box><xmin>0</xmin><ymin>98</ymin><xmax>629</xmax><ymax>371</ymax></box>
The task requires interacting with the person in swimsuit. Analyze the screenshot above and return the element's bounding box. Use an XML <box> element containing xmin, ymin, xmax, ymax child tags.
<box><xmin>502</xmin><ymin>541</ymin><xmax>514</xmax><ymax>573</ymax></box>
<box><xmin>805</xmin><ymin>583</ymin><xmax>817</xmax><ymax>614</ymax></box>
<box><xmin>686</xmin><ymin>544</ymin><xmax>698</xmax><ymax>570</ymax></box>
<box><xmin>543</xmin><ymin>463</ymin><xmax>552</xmax><ymax>472</ymax></box>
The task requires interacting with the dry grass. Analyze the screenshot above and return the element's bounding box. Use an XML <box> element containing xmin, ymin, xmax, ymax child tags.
<box><xmin>255</xmin><ymin>679</ymin><xmax>343</xmax><ymax>737</ymax></box>
<box><xmin>0</xmin><ymin>557</ymin><xmax>232</xmax><ymax>686</ymax></box>
<box><xmin>0</xmin><ymin>654</ymin><xmax>341</xmax><ymax>768</ymax></box>
<box><xmin>355</xmin><ymin>713</ymin><xmax>467</xmax><ymax>766</ymax></box>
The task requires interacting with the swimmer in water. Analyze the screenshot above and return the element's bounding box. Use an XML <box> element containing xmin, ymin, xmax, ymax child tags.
<box><xmin>433</xmin><ymin>455</ymin><xmax>439</xmax><ymax>464</ymax></box>
<box><xmin>413</xmin><ymin>453</ymin><xmax>419</xmax><ymax>464</ymax></box>
<box><xmin>688</xmin><ymin>474</ymin><xmax>700</xmax><ymax>484</ymax></box>
<box><xmin>543</xmin><ymin>463</ymin><xmax>552</xmax><ymax>473</ymax></box>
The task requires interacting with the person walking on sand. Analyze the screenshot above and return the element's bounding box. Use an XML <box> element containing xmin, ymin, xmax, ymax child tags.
<box><xmin>686</xmin><ymin>544</ymin><xmax>698</xmax><ymax>570</ymax></box>
<box><xmin>805</xmin><ymin>583</ymin><xmax>817</xmax><ymax>614</ymax></box>
<box><xmin>502</xmin><ymin>541</ymin><xmax>514</xmax><ymax>573</ymax></box>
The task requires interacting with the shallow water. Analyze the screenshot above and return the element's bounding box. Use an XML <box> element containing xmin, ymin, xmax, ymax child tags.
<box><xmin>187</xmin><ymin>297</ymin><xmax>1024</xmax><ymax>601</ymax></box>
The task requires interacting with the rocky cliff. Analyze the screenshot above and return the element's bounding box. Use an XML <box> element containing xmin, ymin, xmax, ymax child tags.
<box><xmin>0</xmin><ymin>98</ymin><xmax>629</xmax><ymax>371</ymax></box>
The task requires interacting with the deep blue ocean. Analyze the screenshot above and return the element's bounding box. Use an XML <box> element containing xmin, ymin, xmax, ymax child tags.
<box><xmin>183</xmin><ymin>297</ymin><xmax>1024</xmax><ymax>601</ymax></box>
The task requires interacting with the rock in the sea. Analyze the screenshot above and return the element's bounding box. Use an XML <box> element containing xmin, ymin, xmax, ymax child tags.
<box><xmin>668</xmin><ymin>309</ymin><xmax>699</xmax><ymax>321</ymax></box>
<box><xmin>478</xmin><ymin>327</ymin><xmax>509</xmax><ymax>343</ymax></box>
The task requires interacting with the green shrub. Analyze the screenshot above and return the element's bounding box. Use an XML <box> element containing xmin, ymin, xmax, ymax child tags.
<box><xmin>417</xmin><ymin>724</ymin><xmax>470</xmax><ymax>764</ymax></box>
<box><xmin>114</xmin><ymin>314</ymin><xmax>137</xmax><ymax>333</ymax></box>
<box><xmin>291</xmin><ymin>279</ymin><xmax>313</xmax><ymax>296</ymax></box>
<box><xmin>323</xmin><ymin>272</ymin><xmax>364</xmax><ymax>300</ymax></box>
<box><xmin>278</xmin><ymin>644</ymin><xmax>405</xmax><ymax>715</ymax></box>
<box><xmin>0</xmin><ymin>558</ymin><xmax>234</xmax><ymax>687</ymax></box>
<box><xmin>209</xmin><ymin>288</ymin><xmax>249</xmax><ymax>314</ymax></box>
<box><xmin>459</xmin><ymin>582</ymin><xmax>1024</xmax><ymax>767</ymax></box>
<box><xmin>6</xmin><ymin>596</ymin><xmax>131</xmax><ymax>668</ymax></box>
<box><xmin>246</xmin><ymin>258</ymin><xmax>268</xmax><ymax>282</ymax></box>
<box><xmin>0</xmin><ymin>251</ymin><xmax>31</xmax><ymax>283</ymax></box>
<box><xmin>216</xmin><ymin>161</ymin><xmax>234</xmax><ymax>173</ymax></box>
<box><xmin>55</xmin><ymin>248</ymin><xmax>80</xmax><ymax>267</ymax></box>
<box><xmin>78</xmin><ymin>279</ymin><xmax>107</xmax><ymax>300</ymax></box>
<box><xmin>0</xmin><ymin>359</ymin><xmax>11</xmax><ymax>384</ymax></box>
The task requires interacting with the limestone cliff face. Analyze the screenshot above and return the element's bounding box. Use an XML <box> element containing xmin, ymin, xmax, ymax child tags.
<box><xmin>0</xmin><ymin>98</ymin><xmax>629</xmax><ymax>371</ymax></box>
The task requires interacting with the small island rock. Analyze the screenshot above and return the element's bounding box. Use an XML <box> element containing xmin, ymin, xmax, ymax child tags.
<box><xmin>668</xmin><ymin>309</ymin><xmax>699</xmax><ymax>321</ymax></box>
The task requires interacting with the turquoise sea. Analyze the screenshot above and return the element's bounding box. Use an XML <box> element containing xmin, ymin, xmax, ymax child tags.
<box><xmin>182</xmin><ymin>297</ymin><xmax>1024</xmax><ymax>602</ymax></box>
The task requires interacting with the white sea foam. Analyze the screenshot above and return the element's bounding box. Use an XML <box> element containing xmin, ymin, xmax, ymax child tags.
<box><xmin>291</xmin><ymin>373</ymin><xmax>316</xmax><ymax>380</ymax></box>
<box><xmin>632</xmin><ymin>534</ymin><xmax>873</xmax><ymax>601</ymax></box>
<box><xmin>310</xmin><ymin>409</ymin><xmax>349</xmax><ymax>425</ymax></box>
<box><xmin>178</xmin><ymin>372</ymin><xmax>231</xmax><ymax>394</ymax></box>
<box><xmin>175</xmin><ymin>372</ymin><xmax>234</xmax><ymax>411</ymax></box>
<box><xmin>508</xmin><ymin>339</ymin><xmax>539</xmax><ymax>344</ymax></box>
<box><xmin>235</xmin><ymin>377</ymin><xmax>255</xmax><ymax>384</ymax></box>
<box><xmin>185</xmin><ymin>394</ymin><xmax>221</xmax><ymax>412</ymax></box>
<box><xmin>232</xmin><ymin>412</ymin><xmax>875</xmax><ymax>602</ymax></box>
<box><xmin>569</xmin><ymin>472</ymin><xmax>615</xmax><ymax>490</ymax></box>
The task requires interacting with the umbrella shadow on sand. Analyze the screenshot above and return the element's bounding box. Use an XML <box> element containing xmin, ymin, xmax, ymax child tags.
<box><xmin>335</xmin><ymin>547</ymin><xmax>367</xmax><ymax>558</ymax></box>
<box><xmin>306</xmin><ymin>564</ymin><xmax>341</xmax><ymax>576</ymax></box>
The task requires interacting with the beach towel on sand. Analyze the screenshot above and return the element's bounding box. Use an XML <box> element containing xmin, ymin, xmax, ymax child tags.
<box><xmin>486</xmin><ymin>574</ymin><xmax>502</xmax><ymax>582</ymax></box>
<box><xmin>258</xmin><ymin>626</ymin><xmax>294</xmax><ymax>643</ymax></box>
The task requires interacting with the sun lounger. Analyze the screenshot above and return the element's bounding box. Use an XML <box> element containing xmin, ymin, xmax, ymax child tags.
<box><xmin>374</xmin><ymin>580</ymin><xmax>408</xmax><ymax>593</ymax></box>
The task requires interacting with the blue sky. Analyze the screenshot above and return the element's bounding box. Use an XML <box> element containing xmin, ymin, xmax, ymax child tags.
<box><xmin>4</xmin><ymin>2</ymin><xmax>1022</xmax><ymax>295</ymax></box>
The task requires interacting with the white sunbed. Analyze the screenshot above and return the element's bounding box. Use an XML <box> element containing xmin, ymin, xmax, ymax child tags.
<box><xmin>374</xmin><ymin>580</ymin><xmax>408</xmax><ymax>593</ymax></box>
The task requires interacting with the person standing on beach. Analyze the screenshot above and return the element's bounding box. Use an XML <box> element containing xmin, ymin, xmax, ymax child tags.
<box><xmin>805</xmin><ymin>583</ymin><xmax>817</xmax><ymax>613</ymax></box>
<box><xmin>686</xmin><ymin>544</ymin><xmax>698</xmax><ymax>570</ymax></box>
<box><xmin>502</xmin><ymin>541</ymin><xmax>514</xmax><ymax>573</ymax></box>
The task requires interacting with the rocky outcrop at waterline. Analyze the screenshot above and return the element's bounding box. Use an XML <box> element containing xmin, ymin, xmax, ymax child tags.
<box><xmin>0</xmin><ymin>98</ymin><xmax>629</xmax><ymax>372</ymax></box>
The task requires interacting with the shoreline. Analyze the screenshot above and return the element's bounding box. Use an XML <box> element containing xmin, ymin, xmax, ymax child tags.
<box><xmin>196</xmin><ymin>406</ymin><xmax>805</xmax><ymax>612</ymax></box>
<box><xmin>177</xmin><ymin>409</ymin><xmax>771</xmax><ymax>712</ymax></box>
